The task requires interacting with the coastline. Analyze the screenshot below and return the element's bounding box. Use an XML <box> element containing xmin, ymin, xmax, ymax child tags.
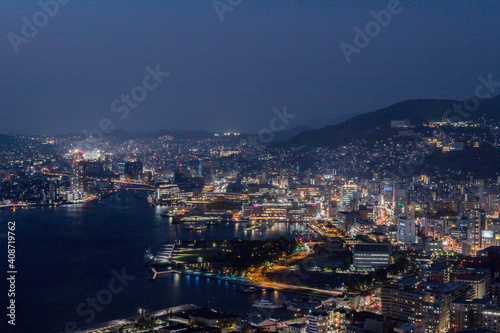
<box><xmin>154</xmin><ymin>268</ymin><xmax>342</xmax><ymax>298</ymax></box>
<box><xmin>80</xmin><ymin>304</ymin><xmax>198</xmax><ymax>333</ymax></box>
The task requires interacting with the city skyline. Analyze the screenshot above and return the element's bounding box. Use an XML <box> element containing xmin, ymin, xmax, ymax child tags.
<box><xmin>3</xmin><ymin>1</ymin><xmax>500</xmax><ymax>333</ymax></box>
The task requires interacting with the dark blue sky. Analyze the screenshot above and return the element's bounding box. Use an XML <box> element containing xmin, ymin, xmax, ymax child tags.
<box><xmin>1</xmin><ymin>0</ymin><xmax>500</xmax><ymax>135</ymax></box>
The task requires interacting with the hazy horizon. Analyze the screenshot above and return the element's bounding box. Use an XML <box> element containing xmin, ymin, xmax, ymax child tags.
<box><xmin>2</xmin><ymin>0</ymin><xmax>500</xmax><ymax>135</ymax></box>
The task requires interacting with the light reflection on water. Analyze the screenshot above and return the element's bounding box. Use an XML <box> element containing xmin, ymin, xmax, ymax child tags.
<box><xmin>0</xmin><ymin>192</ymin><xmax>313</xmax><ymax>332</ymax></box>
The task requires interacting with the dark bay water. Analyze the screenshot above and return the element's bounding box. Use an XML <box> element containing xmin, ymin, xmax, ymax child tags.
<box><xmin>0</xmin><ymin>192</ymin><xmax>310</xmax><ymax>333</ymax></box>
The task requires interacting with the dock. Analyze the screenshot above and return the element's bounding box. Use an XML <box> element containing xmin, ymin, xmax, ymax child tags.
<box><xmin>150</xmin><ymin>268</ymin><xmax>181</xmax><ymax>280</ymax></box>
<box><xmin>153</xmin><ymin>243</ymin><xmax>176</xmax><ymax>264</ymax></box>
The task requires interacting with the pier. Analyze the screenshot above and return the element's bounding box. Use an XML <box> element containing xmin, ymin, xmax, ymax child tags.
<box><xmin>149</xmin><ymin>268</ymin><xmax>181</xmax><ymax>280</ymax></box>
<box><xmin>153</xmin><ymin>243</ymin><xmax>176</xmax><ymax>264</ymax></box>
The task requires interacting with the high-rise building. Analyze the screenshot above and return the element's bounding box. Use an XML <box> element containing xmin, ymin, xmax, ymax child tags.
<box><xmin>421</xmin><ymin>281</ymin><xmax>472</xmax><ymax>333</ymax></box>
<box><xmin>337</xmin><ymin>211</ymin><xmax>357</xmax><ymax>234</ymax></box>
<box><xmin>398</xmin><ymin>216</ymin><xmax>417</xmax><ymax>245</ymax></box>
<box><xmin>482</xmin><ymin>307</ymin><xmax>500</xmax><ymax>333</ymax></box>
<box><xmin>477</xmin><ymin>246</ymin><xmax>500</xmax><ymax>279</ymax></box>
<box><xmin>422</xmin><ymin>301</ymin><xmax>447</xmax><ymax>333</ymax></box>
<box><xmin>450</xmin><ymin>298</ymin><xmax>490</xmax><ymax>333</ymax></box>
<box><xmin>467</xmin><ymin>210</ymin><xmax>485</xmax><ymax>256</ymax></box>
<box><xmin>70</xmin><ymin>151</ymin><xmax>87</xmax><ymax>197</ymax></box>
<box><xmin>124</xmin><ymin>161</ymin><xmax>143</xmax><ymax>178</ymax></box>
<box><xmin>382</xmin><ymin>286</ymin><xmax>427</xmax><ymax>332</ymax></box>
<box><xmin>393</xmin><ymin>186</ymin><xmax>407</xmax><ymax>204</ymax></box>
<box><xmin>422</xmin><ymin>218</ymin><xmax>446</xmax><ymax>241</ymax></box>
<box><xmin>382</xmin><ymin>281</ymin><xmax>470</xmax><ymax>333</ymax></box>
<box><xmin>340</xmin><ymin>184</ymin><xmax>359</xmax><ymax>211</ymax></box>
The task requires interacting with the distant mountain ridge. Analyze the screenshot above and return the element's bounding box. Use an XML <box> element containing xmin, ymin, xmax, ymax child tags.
<box><xmin>289</xmin><ymin>96</ymin><xmax>500</xmax><ymax>147</ymax></box>
<box><xmin>108</xmin><ymin>129</ymin><xmax>214</xmax><ymax>140</ymax></box>
<box><xmin>271</xmin><ymin>112</ymin><xmax>363</xmax><ymax>142</ymax></box>
<box><xmin>52</xmin><ymin>129</ymin><xmax>215</xmax><ymax>141</ymax></box>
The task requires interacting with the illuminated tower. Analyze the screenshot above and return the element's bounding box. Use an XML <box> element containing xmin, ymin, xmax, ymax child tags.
<box><xmin>467</xmin><ymin>209</ymin><xmax>485</xmax><ymax>256</ymax></box>
<box><xmin>397</xmin><ymin>216</ymin><xmax>417</xmax><ymax>245</ymax></box>
<box><xmin>70</xmin><ymin>151</ymin><xmax>87</xmax><ymax>196</ymax></box>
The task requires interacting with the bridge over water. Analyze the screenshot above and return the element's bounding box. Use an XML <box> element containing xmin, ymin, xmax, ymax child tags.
<box><xmin>113</xmin><ymin>181</ymin><xmax>155</xmax><ymax>192</ymax></box>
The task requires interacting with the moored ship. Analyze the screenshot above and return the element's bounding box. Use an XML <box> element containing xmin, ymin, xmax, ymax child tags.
<box><xmin>252</xmin><ymin>299</ymin><xmax>282</xmax><ymax>309</ymax></box>
<box><xmin>184</xmin><ymin>223</ymin><xmax>208</xmax><ymax>231</ymax></box>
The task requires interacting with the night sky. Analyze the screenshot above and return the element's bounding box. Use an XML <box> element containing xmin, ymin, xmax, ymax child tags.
<box><xmin>1</xmin><ymin>0</ymin><xmax>500</xmax><ymax>135</ymax></box>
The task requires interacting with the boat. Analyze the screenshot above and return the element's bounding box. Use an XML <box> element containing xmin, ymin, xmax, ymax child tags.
<box><xmin>293</xmin><ymin>296</ymin><xmax>307</xmax><ymax>302</ymax></box>
<box><xmin>287</xmin><ymin>304</ymin><xmax>300</xmax><ymax>312</ymax></box>
<box><xmin>161</xmin><ymin>206</ymin><xmax>186</xmax><ymax>217</ymax></box>
<box><xmin>245</xmin><ymin>224</ymin><xmax>259</xmax><ymax>231</ymax></box>
<box><xmin>147</xmin><ymin>195</ymin><xmax>155</xmax><ymax>205</ymax></box>
<box><xmin>205</xmin><ymin>219</ymin><xmax>222</xmax><ymax>226</ymax></box>
<box><xmin>240</xmin><ymin>287</ymin><xmax>257</xmax><ymax>294</ymax></box>
<box><xmin>185</xmin><ymin>223</ymin><xmax>207</xmax><ymax>231</ymax></box>
<box><xmin>194</xmin><ymin>224</ymin><xmax>207</xmax><ymax>231</ymax></box>
<box><xmin>252</xmin><ymin>299</ymin><xmax>282</xmax><ymax>309</ymax></box>
<box><xmin>144</xmin><ymin>247</ymin><xmax>155</xmax><ymax>263</ymax></box>
<box><xmin>161</xmin><ymin>210</ymin><xmax>177</xmax><ymax>217</ymax></box>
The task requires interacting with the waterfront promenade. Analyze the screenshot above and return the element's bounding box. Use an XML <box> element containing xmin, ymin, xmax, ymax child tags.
<box><xmin>152</xmin><ymin>268</ymin><xmax>342</xmax><ymax>298</ymax></box>
<box><xmin>81</xmin><ymin>304</ymin><xmax>197</xmax><ymax>333</ymax></box>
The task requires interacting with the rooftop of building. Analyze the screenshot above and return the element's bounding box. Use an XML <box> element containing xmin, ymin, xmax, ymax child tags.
<box><xmin>310</xmin><ymin>309</ymin><xmax>329</xmax><ymax>317</ymax></box>
<box><xmin>478</xmin><ymin>246</ymin><xmax>500</xmax><ymax>256</ymax></box>
<box><xmin>395</xmin><ymin>277</ymin><xmax>421</xmax><ymax>286</ymax></box>
<box><xmin>440</xmin><ymin>281</ymin><xmax>469</xmax><ymax>292</ymax></box>
<box><xmin>455</xmin><ymin>328</ymin><xmax>494</xmax><ymax>333</ymax></box>
<box><xmin>455</xmin><ymin>274</ymin><xmax>487</xmax><ymax>281</ymax></box>
<box><xmin>353</xmin><ymin>243</ymin><xmax>391</xmax><ymax>252</ymax></box>
<box><xmin>424</xmin><ymin>265</ymin><xmax>449</xmax><ymax>273</ymax></box>
<box><xmin>452</xmin><ymin>298</ymin><xmax>491</xmax><ymax>305</ymax></box>
<box><xmin>355</xmin><ymin>219</ymin><xmax>376</xmax><ymax>225</ymax></box>
<box><xmin>160</xmin><ymin>324</ymin><xmax>191</xmax><ymax>331</ymax></box>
